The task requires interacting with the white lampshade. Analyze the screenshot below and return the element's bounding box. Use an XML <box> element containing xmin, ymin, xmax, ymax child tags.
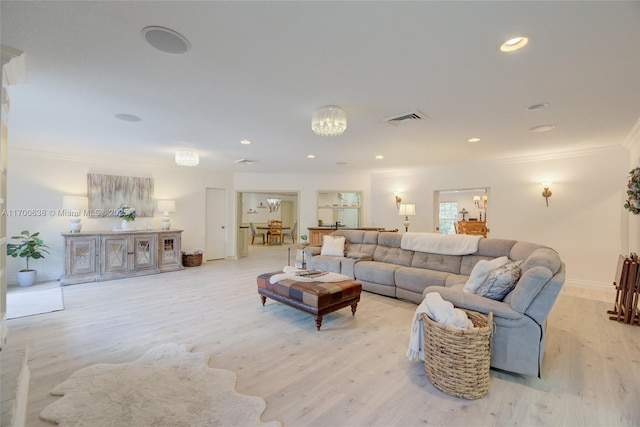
<box><xmin>398</xmin><ymin>203</ymin><xmax>416</xmax><ymax>216</ymax></box>
<box><xmin>62</xmin><ymin>196</ymin><xmax>88</xmax><ymax>232</ymax></box>
<box><xmin>311</xmin><ymin>105</ymin><xmax>347</xmax><ymax>137</ymax></box>
<box><xmin>175</xmin><ymin>150</ymin><xmax>199</xmax><ymax>166</ymax></box>
<box><xmin>157</xmin><ymin>200</ymin><xmax>176</xmax><ymax>213</ymax></box>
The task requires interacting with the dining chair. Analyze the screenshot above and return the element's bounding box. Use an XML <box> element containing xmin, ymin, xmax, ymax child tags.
<box><xmin>283</xmin><ymin>222</ymin><xmax>297</xmax><ymax>243</ymax></box>
<box><xmin>249</xmin><ymin>222</ymin><xmax>265</xmax><ymax>245</ymax></box>
<box><xmin>269</xmin><ymin>221</ymin><xmax>283</xmax><ymax>245</ymax></box>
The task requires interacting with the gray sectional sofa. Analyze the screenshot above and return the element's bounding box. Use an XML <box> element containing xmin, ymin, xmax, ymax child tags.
<box><xmin>304</xmin><ymin>229</ymin><xmax>565</xmax><ymax>377</ymax></box>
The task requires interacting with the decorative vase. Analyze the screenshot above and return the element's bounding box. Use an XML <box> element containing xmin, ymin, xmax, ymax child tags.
<box><xmin>17</xmin><ymin>270</ymin><xmax>37</xmax><ymax>287</ymax></box>
<box><xmin>122</xmin><ymin>219</ymin><xmax>135</xmax><ymax>230</ymax></box>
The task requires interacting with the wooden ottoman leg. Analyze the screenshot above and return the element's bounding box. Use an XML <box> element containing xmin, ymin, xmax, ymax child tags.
<box><xmin>260</xmin><ymin>295</ymin><xmax>267</xmax><ymax>306</ymax></box>
<box><xmin>351</xmin><ymin>302</ymin><xmax>358</xmax><ymax>316</ymax></box>
<box><xmin>314</xmin><ymin>315</ymin><xmax>323</xmax><ymax>331</ymax></box>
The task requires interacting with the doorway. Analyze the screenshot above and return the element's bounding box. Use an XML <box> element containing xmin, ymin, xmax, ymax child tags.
<box><xmin>434</xmin><ymin>188</ymin><xmax>489</xmax><ymax>234</ymax></box>
<box><xmin>205</xmin><ymin>188</ymin><xmax>226</xmax><ymax>260</ymax></box>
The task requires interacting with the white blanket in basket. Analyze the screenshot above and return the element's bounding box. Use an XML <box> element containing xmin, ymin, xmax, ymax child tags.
<box><xmin>406</xmin><ymin>292</ymin><xmax>473</xmax><ymax>361</ymax></box>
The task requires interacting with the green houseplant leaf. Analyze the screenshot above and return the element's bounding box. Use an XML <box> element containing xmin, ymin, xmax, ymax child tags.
<box><xmin>7</xmin><ymin>230</ymin><xmax>50</xmax><ymax>271</ymax></box>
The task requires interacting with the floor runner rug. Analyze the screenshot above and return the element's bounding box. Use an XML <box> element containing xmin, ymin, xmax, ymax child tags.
<box><xmin>7</xmin><ymin>287</ymin><xmax>64</xmax><ymax>319</ymax></box>
<box><xmin>40</xmin><ymin>343</ymin><xmax>281</xmax><ymax>427</ymax></box>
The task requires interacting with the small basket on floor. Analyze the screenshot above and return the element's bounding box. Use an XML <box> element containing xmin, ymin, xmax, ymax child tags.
<box><xmin>182</xmin><ymin>253</ymin><xmax>203</xmax><ymax>267</ymax></box>
<box><xmin>421</xmin><ymin>310</ymin><xmax>493</xmax><ymax>400</ymax></box>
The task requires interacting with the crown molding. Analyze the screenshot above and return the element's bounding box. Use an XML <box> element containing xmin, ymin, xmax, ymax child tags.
<box><xmin>1</xmin><ymin>45</ymin><xmax>27</xmax><ymax>86</ymax></box>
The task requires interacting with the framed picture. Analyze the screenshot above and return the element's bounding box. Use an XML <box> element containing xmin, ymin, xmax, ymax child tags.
<box><xmin>87</xmin><ymin>173</ymin><xmax>154</xmax><ymax>217</ymax></box>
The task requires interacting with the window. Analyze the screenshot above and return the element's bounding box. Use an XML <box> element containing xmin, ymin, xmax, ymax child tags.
<box><xmin>439</xmin><ymin>202</ymin><xmax>458</xmax><ymax>234</ymax></box>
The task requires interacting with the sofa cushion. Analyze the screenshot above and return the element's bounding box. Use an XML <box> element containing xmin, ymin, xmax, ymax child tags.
<box><xmin>411</xmin><ymin>252</ymin><xmax>462</xmax><ymax>274</ymax></box>
<box><xmin>354</xmin><ymin>261</ymin><xmax>400</xmax><ymax>286</ymax></box>
<box><xmin>395</xmin><ymin>267</ymin><xmax>451</xmax><ymax>294</ymax></box>
<box><xmin>474</xmin><ymin>260</ymin><xmax>522</xmax><ymax>301</ymax></box>
<box><xmin>521</xmin><ymin>247</ymin><xmax>562</xmax><ymax>276</ymax></box>
<box><xmin>463</xmin><ymin>256</ymin><xmax>509</xmax><ymax>293</ymax></box>
<box><xmin>321</xmin><ymin>235</ymin><xmax>346</xmax><ymax>256</ymax></box>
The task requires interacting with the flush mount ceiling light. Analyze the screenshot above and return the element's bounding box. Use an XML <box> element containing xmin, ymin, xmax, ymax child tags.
<box><xmin>115</xmin><ymin>113</ymin><xmax>141</xmax><ymax>122</ymax></box>
<box><xmin>500</xmin><ymin>35</ymin><xmax>529</xmax><ymax>52</ymax></box>
<box><xmin>307</xmin><ymin>154</ymin><xmax>316</xmax><ymax>159</ymax></box>
<box><xmin>175</xmin><ymin>150</ymin><xmax>199</xmax><ymax>166</ymax></box>
<box><xmin>311</xmin><ymin>105</ymin><xmax>347</xmax><ymax>137</ymax></box>
<box><xmin>142</xmin><ymin>26</ymin><xmax>191</xmax><ymax>55</ymax></box>
<box><xmin>240</xmin><ymin>139</ymin><xmax>252</xmax><ymax>145</ymax></box>
<box><xmin>375</xmin><ymin>155</ymin><xmax>384</xmax><ymax>159</ymax></box>
<box><xmin>527</xmin><ymin>102</ymin><xmax>549</xmax><ymax>111</ymax></box>
<box><xmin>468</xmin><ymin>137</ymin><xmax>481</xmax><ymax>143</ymax></box>
<box><xmin>529</xmin><ymin>124</ymin><xmax>556</xmax><ymax>133</ymax></box>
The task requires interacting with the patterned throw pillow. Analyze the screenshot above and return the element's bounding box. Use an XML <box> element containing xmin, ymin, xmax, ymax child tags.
<box><xmin>320</xmin><ymin>235</ymin><xmax>346</xmax><ymax>257</ymax></box>
<box><xmin>475</xmin><ymin>260</ymin><xmax>523</xmax><ymax>301</ymax></box>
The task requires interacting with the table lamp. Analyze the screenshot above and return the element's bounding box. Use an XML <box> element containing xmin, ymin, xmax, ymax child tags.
<box><xmin>157</xmin><ymin>200</ymin><xmax>176</xmax><ymax>230</ymax></box>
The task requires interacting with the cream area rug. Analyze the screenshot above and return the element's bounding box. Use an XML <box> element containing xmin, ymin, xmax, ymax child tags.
<box><xmin>7</xmin><ymin>287</ymin><xmax>64</xmax><ymax>319</ymax></box>
<box><xmin>40</xmin><ymin>343</ymin><xmax>282</xmax><ymax>427</ymax></box>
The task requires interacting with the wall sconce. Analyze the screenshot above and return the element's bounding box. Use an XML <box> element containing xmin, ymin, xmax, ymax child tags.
<box><xmin>398</xmin><ymin>203</ymin><xmax>416</xmax><ymax>232</ymax></box>
<box><xmin>394</xmin><ymin>192</ymin><xmax>402</xmax><ymax>208</ymax></box>
<box><xmin>157</xmin><ymin>200</ymin><xmax>176</xmax><ymax>230</ymax></box>
<box><xmin>541</xmin><ymin>182</ymin><xmax>553</xmax><ymax>207</ymax></box>
<box><xmin>62</xmin><ymin>195</ymin><xmax>89</xmax><ymax>232</ymax></box>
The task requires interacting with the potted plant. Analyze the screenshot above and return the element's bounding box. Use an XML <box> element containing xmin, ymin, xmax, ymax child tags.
<box><xmin>300</xmin><ymin>234</ymin><xmax>308</xmax><ymax>244</ymax></box>
<box><xmin>116</xmin><ymin>204</ymin><xmax>138</xmax><ymax>230</ymax></box>
<box><xmin>7</xmin><ymin>230</ymin><xmax>50</xmax><ymax>287</ymax></box>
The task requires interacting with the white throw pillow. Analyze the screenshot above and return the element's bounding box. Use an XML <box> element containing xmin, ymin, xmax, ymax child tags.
<box><xmin>463</xmin><ymin>256</ymin><xmax>509</xmax><ymax>294</ymax></box>
<box><xmin>320</xmin><ymin>235</ymin><xmax>346</xmax><ymax>257</ymax></box>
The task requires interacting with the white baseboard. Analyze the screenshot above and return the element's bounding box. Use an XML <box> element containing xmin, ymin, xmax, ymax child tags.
<box><xmin>563</xmin><ymin>278</ymin><xmax>611</xmax><ymax>291</ymax></box>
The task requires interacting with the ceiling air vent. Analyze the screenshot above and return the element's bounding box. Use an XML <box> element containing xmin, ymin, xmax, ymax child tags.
<box><xmin>384</xmin><ymin>109</ymin><xmax>428</xmax><ymax>127</ymax></box>
<box><xmin>235</xmin><ymin>158</ymin><xmax>257</xmax><ymax>165</ymax></box>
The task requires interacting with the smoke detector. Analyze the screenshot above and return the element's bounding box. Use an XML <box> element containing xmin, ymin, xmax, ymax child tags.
<box><xmin>384</xmin><ymin>109</ymin><xmax>429</xmax><ymax>127</ymax></box>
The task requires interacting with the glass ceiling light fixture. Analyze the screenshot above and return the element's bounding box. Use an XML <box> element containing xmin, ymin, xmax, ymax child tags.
<box><xmin>175</xmin><ymin>150</ymin><xmax>199</xmax><ymax>167</ymax></box>
<box><xmin>311</xmin><ymin>105</ymin><xmax>347</xmax><ymax>137</ymax></box>
<box><xmin>266</xmin><ymin>198</ymin><xmax>281</xmax><ymax>213</ymax></box>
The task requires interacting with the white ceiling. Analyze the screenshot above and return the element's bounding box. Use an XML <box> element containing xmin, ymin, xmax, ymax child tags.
<box><xmin>2</xmin><ymin>1</ymin><xmax>639</xmax><ymax>174</ymax></box>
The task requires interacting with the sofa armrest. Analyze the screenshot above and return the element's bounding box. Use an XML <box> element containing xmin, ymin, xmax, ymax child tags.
<box><xmin>341</xmin><ymin>254</ymin><xmax>372</xmax><ymax>279</ymax></box>
<box><xmin>424</xmin><ymin>285</ymin><xmax>523</xmax><ymax>320</ymax></box>
<box><xmin>304</xmin><ymin>246</ymin><xmax>322</xmax><ymax>257</ymax></box>
<box><xmin>347</xmin><ymin>252</ymin><xmax>373</xmax><ymax>261</ymax></box>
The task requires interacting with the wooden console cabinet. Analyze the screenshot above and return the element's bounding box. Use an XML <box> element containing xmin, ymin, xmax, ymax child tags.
<box><xmin>61</xmin><ymin>230</ymin><xmax>183</xmax><ymax>285</ymax></box>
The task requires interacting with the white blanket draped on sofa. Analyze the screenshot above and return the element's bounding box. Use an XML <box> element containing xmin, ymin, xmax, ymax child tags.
<box><xmin>401</xmin><ymin>232</ymin><xmax>482</xmax><ymax>255</ymax></box>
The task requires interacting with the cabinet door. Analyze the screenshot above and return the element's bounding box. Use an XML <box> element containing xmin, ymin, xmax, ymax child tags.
<box><xmin>67</xmin><ymin>236</ymin><xmax>98</xmax><ymax>276</ymax></box>
<box><xmin>133</xmin><ymin>234</ymin><xmax>157</xmax><ymax>270</ymax></box>
<box><xmin>158</xmin><ymin>233</ymin><xmax>182</xmax><ymax>270</ymax></box>
<box><xmin>102</xmin><ymin>236</ymin><xmax>128</xmax><ymax>273</ymax></box>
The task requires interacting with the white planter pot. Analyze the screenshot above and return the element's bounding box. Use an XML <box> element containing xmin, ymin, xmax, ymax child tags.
<box><xmin>17</xmin><ymin>270</ymin><xmax>37</xmax><ymax>287</ymax></box>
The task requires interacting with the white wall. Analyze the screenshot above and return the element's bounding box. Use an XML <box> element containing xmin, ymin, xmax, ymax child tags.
<box><xmin>370</xmin><ymin>147</ymin><xmax>629</xmax><ymax>287</ymax></box>
<box><xmin>6</xmin><ymin>150</ymin><xmax>233</xmax><ymax>284</ymax></box>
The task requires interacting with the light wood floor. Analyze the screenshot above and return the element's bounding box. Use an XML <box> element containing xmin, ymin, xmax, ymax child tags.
<box><xmin>6</xmin><ymin>244</ymin><xmax>640</xmax><ymax>426</ymax></box>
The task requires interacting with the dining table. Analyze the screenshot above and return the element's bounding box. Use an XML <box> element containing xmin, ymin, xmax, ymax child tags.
<box><xmin>256</xmin><ymin>226</ymin><xmax>290</xmax><ymax>245</ymax></box>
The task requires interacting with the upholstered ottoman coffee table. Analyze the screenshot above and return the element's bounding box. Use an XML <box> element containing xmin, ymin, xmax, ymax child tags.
<box><xmin>257</xmin><ymin>271</ymin><xmax>362</xmax><ymax>330</ymax></box>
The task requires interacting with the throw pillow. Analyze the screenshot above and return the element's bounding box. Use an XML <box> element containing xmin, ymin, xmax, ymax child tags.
<box><xmin>463</xmin><ymin>256</ymin><xmax>509</xmax><ymax>294</ymax></box>
<box><xmin>320</xmin><ymin>235</ymin><xmax>346</xmax><ymax>257</ymax></box>
<box><xmin>475</xmin><ymin>260</ymin><xmax>523</xmax><ymax>301</ymax></box>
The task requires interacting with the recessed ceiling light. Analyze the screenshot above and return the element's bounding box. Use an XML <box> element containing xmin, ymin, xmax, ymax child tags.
<box><xmin>468</xmin><ymin>137</ymin><xmax>481</xmax><ymax>143</ymax></box>
<box><xmin>142</xmin><ymin>26</ymin><xmax>191</xmax><ymax>55</ymax></box>
<box><xmin>500</xmin><ymin>35</ymin><xmax>529</xmax><ymax>52</ymax></box>
<box><xmin>527</xmin><ymin>102</ymin><xmax>549</xmax><ymax>111</ymax></box>
<box><xmin>240</xmin><ymin>139</ymin><xmax>251</xmax><ymax>145</ymax></box>
<box><xmin>307</xmin><ymin>154</ymin><xmax>316</xmax><ymax>159</ymax></box>
<box><xmin>375</xmin><ymin>155</ymin><xmax>384</xmax><ymax>159</ymax></box>
<box><xmin>115</xmin><ymin>113</ymin><xmax>141</xmax><ymax>122</ymax></box>
<box><xmin>529</xmin><ymin>124</ymin><xmax>556</xmax><ymax>133</ymax></box>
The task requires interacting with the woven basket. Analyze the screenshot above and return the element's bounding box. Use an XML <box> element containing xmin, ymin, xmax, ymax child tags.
<box><xmin>182</xmin><ymin>253</ymin><xmax>203</xmax><ymax>267</ymax></box>
<box><xmin>421</xmin><ymin>310</ymin><xmax>493</xmax><ymax>400</ymax></box>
